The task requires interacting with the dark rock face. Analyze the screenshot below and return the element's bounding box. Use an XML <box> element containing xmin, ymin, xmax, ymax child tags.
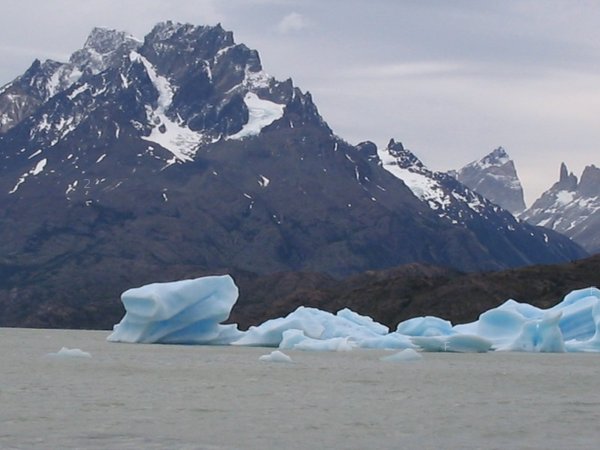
<box><xmin>0</xmin><ymin>22</ymin><xmax>588</xmax><ymax>329</ymax></box>
<box><xmin>453</xmin><ymin>147</ymin><xmax>526</xmax><ymax>215</ymax></box>
<box><xmin>522</xmin><ymin>163</ymin><xmax>600</xmax><ymax>254</ymax></box>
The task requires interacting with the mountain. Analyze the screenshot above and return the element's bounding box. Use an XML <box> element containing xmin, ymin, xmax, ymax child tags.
<box><xmin>0</xmin><ymin>22</ymin><xmax>587</xmax><ymax>329</ymax></box>
<box><xmin>375</xmin><ymin>139</ymin><xmax>583</xmax><ymax>267</ymax></box>
<box><xmin>450</xmin><ymin>147</ymin><xmax>526</xmax><ymax>215</ymax></box>
<box><xmin>521</xmin><ymin>163</ymin><xmax>600</xmax><ymax>254</ymax></box>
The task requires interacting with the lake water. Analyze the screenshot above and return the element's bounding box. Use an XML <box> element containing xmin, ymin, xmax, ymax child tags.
<box><xmin>1</xmin><ymin>327</ymin><xmax>600</xmax><ymax>449</ymax></box>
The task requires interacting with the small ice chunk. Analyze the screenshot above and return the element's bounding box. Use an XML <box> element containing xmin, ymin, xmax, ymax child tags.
<box><xmin>47</xmin><ymin>347</ymin><xmax>91</xmax><ymax>358</ymax></box>
<box><xmin>259</xmin><ymin>350</ymin><xmax>293</xmax><ymax>363</ymax></box>
<box><xmin>381</xmin><ymin>348</ymin><xmax>422</xmax><ymax>362</ymax></box>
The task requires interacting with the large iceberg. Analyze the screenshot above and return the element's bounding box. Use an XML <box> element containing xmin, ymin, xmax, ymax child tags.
<box><xmin>107</xmin><ymin>275</ymin><xmax>600</xmax><ymax>353</ymax></box>
<box><xmin>107</xmin><ymin>275</ymin><xmax>242</xmax><ymax>344</ymax></box>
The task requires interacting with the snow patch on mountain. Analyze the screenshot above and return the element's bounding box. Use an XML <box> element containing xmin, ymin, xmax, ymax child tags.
<box><xmin>258</xmin><ymin>175</ymin><xmax>270</xmax><ymax>187</ymax></box>
<box><xmin>228</xmin><ymin>92</ymin><xmax>284</xmax><ymax>140</ymax></box>
<box><xmin>132</xmin><ymin>51</ymin><xmax>205</xmax><ymax>162</ymax></box>
<box><xmin>555</xmin><ymin>190</ymin><xmax>576</xmax><ymax>206</ymax></box>
<box><xmin>378</xmin><ymin>149</ymin><xmax>450</xmax><ymax>211</ymax></box>
<box><xmin>8</xmin><ymin>158</ymin><xmax>48</xmax><ymax>194</ymax></box>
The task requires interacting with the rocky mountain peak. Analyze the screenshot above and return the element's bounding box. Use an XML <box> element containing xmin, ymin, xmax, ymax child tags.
<box><xmin>143</xmin><ymin>22</ymin><xmax>235</xmax><ymax>60</ymax></box>
<box><xmin>453</xmin><ymin>146</ymin><xmax>525</xmax><ymax>215</ymax></box>
<box><xmin>578</xmin><ymin>164</ymin><xmax>600</xmax><ymax>198</ymax></box>
<box><xmin>69</xmin><ymin>27</ymin><xmax>140</xmax><ymax>75</ymax></box>
<box><xmin>522</xmin><ymin>162</ymin><xmax>600</xmax><ymax>254</ymax></box>
<box><xmin>478</xmin><ymin>146</ymin><xmax>511</xmax><ymax>168</ymax></box>
<box><xmin>556</xmin><ymin>162</ymin><xmax>578</xmax><ymax>191</ymax></box>
<box><xmin>386</xmin><ymin>139</ymin><xmax>424</xmax><ymax>170</ymax></box>
<box><xmin>82</xmin><ymin>27</ymin><xmax>139</xmax><ymax>54</ymax></box>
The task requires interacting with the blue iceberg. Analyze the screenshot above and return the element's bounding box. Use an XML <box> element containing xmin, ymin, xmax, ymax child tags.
<box><xmin>107</xmin><ymin>276</ymin><xmax>600</xmax><ymax>353</ymax></box>
<box><xmin>107</xmin><ymin>275</ymin><xmax>242</xmax><ymax>344</ymax></box>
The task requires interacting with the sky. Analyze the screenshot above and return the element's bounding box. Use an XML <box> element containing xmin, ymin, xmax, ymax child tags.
<box><xmin>1</xmin><ymin>0</ymin><xmax>599</xmax><ymax>205</ymax></box>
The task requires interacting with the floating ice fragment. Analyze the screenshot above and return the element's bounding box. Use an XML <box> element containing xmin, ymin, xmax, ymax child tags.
<box><xmin>47</xmin><ymin>347</ymin><xmax>92</xmax><ymax>358</ymax></box>
<box><xmin>259</xmin><ymin>350</ymin><xmax>293</xmax><ymax>363</ymax></box>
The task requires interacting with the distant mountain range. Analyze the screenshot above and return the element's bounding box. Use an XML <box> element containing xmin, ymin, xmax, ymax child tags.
<box><xmin>451</xmin><ymin>148</ymin><xmax>599</xmax><ymax>254</ymax></box>
<box><xmin>0</xmin><ymin>22</ymin><xmax>590</xmax><ymax>329</ymax></box>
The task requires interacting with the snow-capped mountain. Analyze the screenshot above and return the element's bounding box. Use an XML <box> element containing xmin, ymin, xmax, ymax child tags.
<box><xmin>0</xmin><ymin>28</ymin><xmax>139</xmax><ymax>134</ymax></box>
<box><xmin>521</xmin><ymin>163</ymin><xmax>600</xmax><ymax>254</ymax></box>
<box><xmin>450</xmin><ymin>147</ymin><xmax>526</xmax><ymax>215</ymax></box>
<box><xmin>377</xmin><ymin>139</ymin><xmax>582</xmax><ymax>266</ymax></box>
<box><xmin>0</xmin><ymin>22</ymin><xmax>586</xmax><ymax>328</ymax></box>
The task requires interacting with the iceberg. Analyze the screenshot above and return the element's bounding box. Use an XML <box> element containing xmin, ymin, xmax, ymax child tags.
<box><xmin>46</xmin><ymin>347</ymin><xmax>92</xmax><ymax>358</ymax></box>
<box><xmin>107</xmin><ymin>275</ymin><xmax>242</xmax><ymax>344</ymax></box>
<box><xmin>231</xmin><ymin>306</ymin><xmax>388</xmax><ymax>348</ymax></box>
<box><xmin>107</xmin><ymin>275</ymin><xmax>600</xmax><ymax>353</ymax></box>
<box><xmin>454</xmin><ymin>287</ymin><xmax>600</xmax><ymax>352</ymax></box>
<box><xmin>259</xmin><ymin>350</ymin><xmax>293</xmax><ymax>363</ymax></box>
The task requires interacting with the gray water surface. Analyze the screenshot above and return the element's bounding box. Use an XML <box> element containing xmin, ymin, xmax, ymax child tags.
<box><xmin>1</xmin><ymin>328</ymin><xmax>599</xmax><ymax>449</ymax></box>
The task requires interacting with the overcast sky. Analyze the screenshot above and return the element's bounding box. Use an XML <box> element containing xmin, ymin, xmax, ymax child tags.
<box><xmin>1</xmin><ymin>0</ymin><xmax>599</xmax><ymax>204</ymax></box>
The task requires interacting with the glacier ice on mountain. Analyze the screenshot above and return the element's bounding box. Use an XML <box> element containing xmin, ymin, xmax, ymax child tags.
<box><xmin>108</xmin><ymin>276</ymin><xmax>600</xmax><ymax>353</ymax></box>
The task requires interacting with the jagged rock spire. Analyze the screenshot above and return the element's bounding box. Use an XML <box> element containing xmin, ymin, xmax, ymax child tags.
<box><xmin>556</xmin><ymin>162</ymin><xmax>578</xmax><ymax>191</ymax></box>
